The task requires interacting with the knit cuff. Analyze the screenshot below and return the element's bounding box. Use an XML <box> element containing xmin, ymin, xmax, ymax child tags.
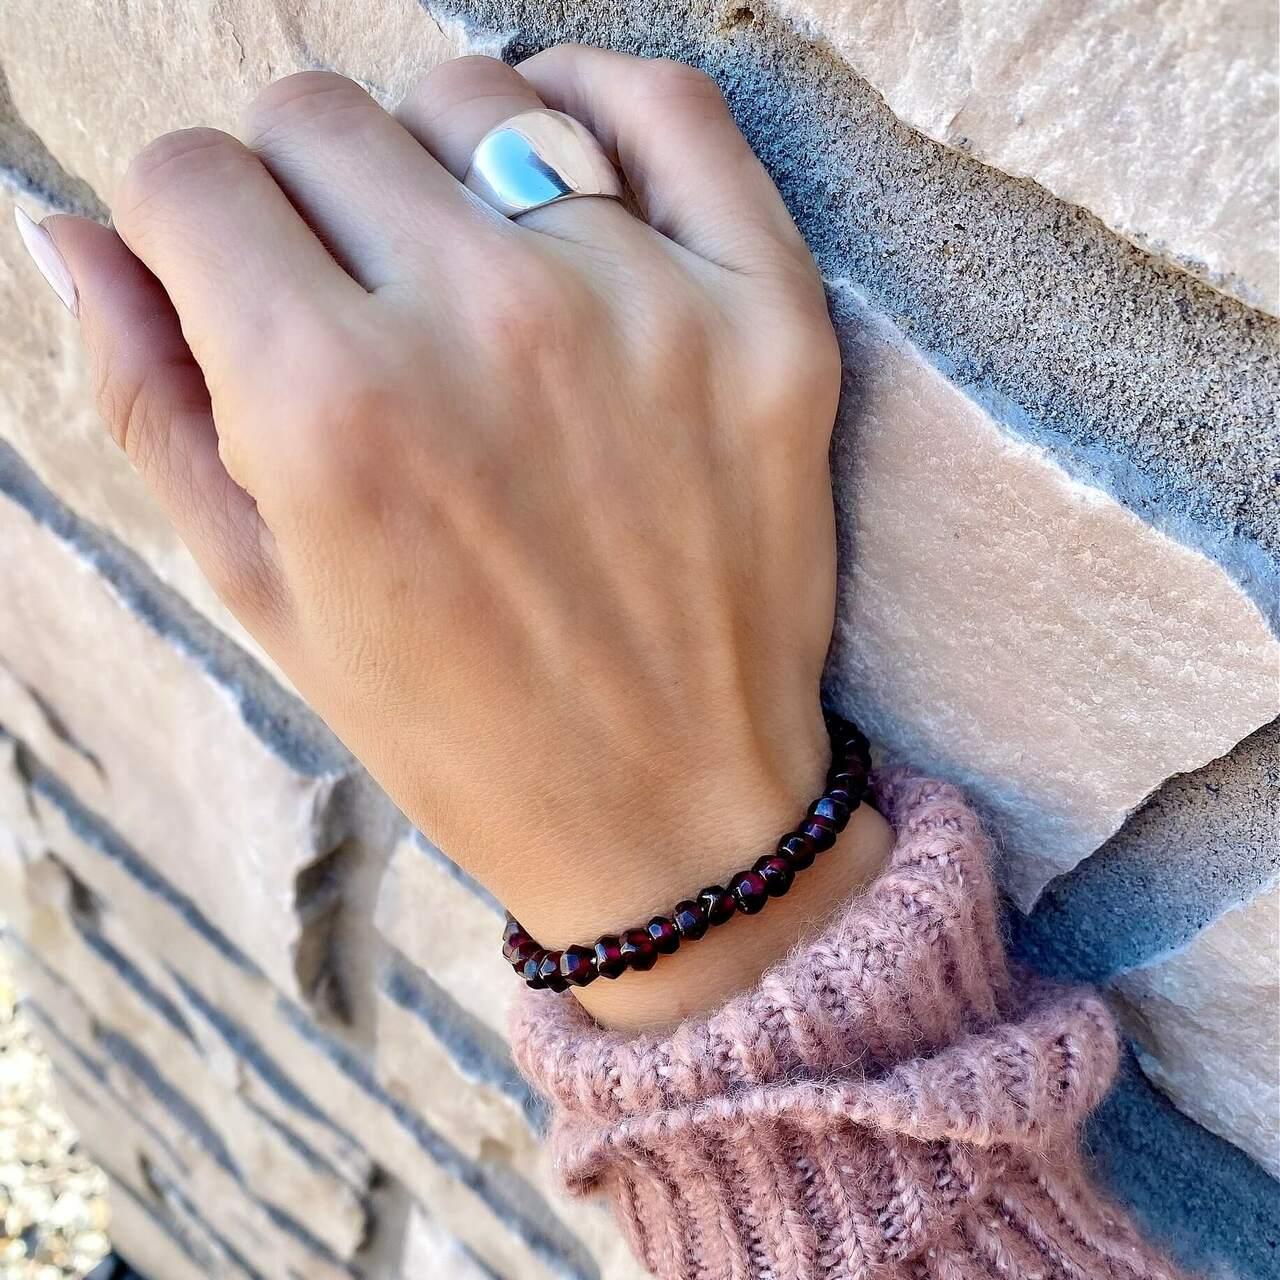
<box><xmin>509</xmin><ymin>772</ymin><xmax>1168</xmax><ymax>1278</ymax></box>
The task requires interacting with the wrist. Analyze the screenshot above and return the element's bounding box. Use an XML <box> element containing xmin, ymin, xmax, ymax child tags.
<box><xmin>498</xmin><ymin>707</ymin><xmax>896</xmax><ymax>1031</ymax></box>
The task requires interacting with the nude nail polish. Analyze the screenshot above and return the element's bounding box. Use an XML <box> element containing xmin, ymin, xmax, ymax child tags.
<box><xmin>13</xmin><ymin>206</ymin><xmax>79</xmax><ymax>317</ymax></box>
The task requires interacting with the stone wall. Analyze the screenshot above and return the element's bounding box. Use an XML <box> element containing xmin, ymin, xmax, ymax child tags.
<box><xmin>0</xmin><ymin>2</ymin><xmax>1276</xmax><ymax>1277</ymax></box>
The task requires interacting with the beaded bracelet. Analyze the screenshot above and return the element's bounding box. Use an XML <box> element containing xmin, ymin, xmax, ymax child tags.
<box><xmin>502</xmin><ymin>712</ymin><xmax>873</xmax><ymax>991</ymax></box>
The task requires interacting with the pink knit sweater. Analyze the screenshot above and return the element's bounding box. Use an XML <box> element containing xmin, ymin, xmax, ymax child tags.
<box><xmin>512</xmin><ymin>771</ymin><xmax>1188</xmax><ymax>1279</ymax></box>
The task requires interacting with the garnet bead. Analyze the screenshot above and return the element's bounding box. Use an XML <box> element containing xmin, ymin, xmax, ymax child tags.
<box><xmin>521</xmin><ymin>951</ymin><xmax>547</xmax><ymax>989</ymax></box>
<box><xmin>502</xmin><ymin>918</ymin><xmax>530</xmax><ymax>958</ymax></box>
<box><xmin>593</xmin><ymin>935</ymin><xmax>627</xmax><ymax>979</ymax></box>
<box><xmin>620</xmin><ymin>928</ymin><xmax>658</xmax><ymax>971</ymax></box>
<box><xmin>536</xmin><ymin>951</ymin><xmax>568</xmax><ymax>992</ymax></box>
<box><xmin>646</xmin><ymin>916</ymin><xmax>681</xmax><ymax>954</ymax></box>
<box><xmin>753</xmin><ymin>854</ymin><xmax>795</xmax><ymax>896</ymax></box>
<box><xmin>810</xmin><ymin>794</ymin><xmax>852</xmax><ymax>832</ymax></box>
<box><xmin>777</xmin><ymin>831</ymin><xmax>816</xmax><ymax>870</ymax></box>
<box><xmin>559</xmin><ymin>945</ymin><xmax>599</xmax><ymax>987</ymax></box>
<box><xmin>730</xmin><ymin>870</ymin><xmax>770</xmax><ymax>914</ymax></box>
<box><xmin>508</xmin><ymin>938</ymin><xmax>541</xmax><ymax>971</ymax></box>
<box><xmin>698</xmin><ymin>884</ymin><xmax>737</xmax><ymax>926</ymax></box>
<box><xmin>801</xmin><ymin>814</ymin><xmax>839</xmax><ymax>852</ymax></box>
<box><xmin>673</xmin><ymin>900</ymin><xmax>709</xmax><ymax>941</ymax></box>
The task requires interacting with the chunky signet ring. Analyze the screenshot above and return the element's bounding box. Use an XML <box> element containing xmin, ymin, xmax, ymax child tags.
<box><xmin>464</xmin><ymin>109</ymin><xmax>624</xmax><ymax>219</ymax></box>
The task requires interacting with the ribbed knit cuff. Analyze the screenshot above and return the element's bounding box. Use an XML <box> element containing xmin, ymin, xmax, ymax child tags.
<box><xmin>511</xmin><ymin>772</ymin><xmax>1187</xmax><ymax>1279</ymax></box>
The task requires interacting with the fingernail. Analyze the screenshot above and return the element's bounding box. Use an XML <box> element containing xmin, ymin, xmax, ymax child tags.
<box><xmin>13</xmin><ymin>206</ymin><xmax>79</xmax><ymax>317</ymax></box>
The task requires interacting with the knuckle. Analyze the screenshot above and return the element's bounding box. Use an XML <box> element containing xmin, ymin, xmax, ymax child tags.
<box><xmin>414</xmin><ymin>53</ymin><xmax>509</xmax><ymax>98</ymax></box>
<box><xmin>638</xmin><ymin>58</ymin><xmax>722</xmax><ymax>105</ymax></box>
<box><xmin>245</xmin><ymin>71</ymin><xmax>372</xmax><ymax>148</ymax></box>
<box><xmin>117</xmin><ymin>129</ymin><xmax>247</xmax><ymax>231</ymax></box>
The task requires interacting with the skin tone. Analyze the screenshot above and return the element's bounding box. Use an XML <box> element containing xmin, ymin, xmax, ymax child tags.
<box><xmin>28</xmin><ymin>47</ymin><xmax>895</xmax><ymax>1031</ymax></box>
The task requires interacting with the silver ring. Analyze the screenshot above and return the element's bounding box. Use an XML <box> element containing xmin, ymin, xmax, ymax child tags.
<box><xmin>463</xmin><ymin>109</ymin><xmax>623</xmax><ymax>219</ymax></box>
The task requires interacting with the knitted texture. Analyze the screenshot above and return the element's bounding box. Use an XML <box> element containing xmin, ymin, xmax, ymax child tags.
<box><xmin>511</xmin><ymin>771</ymin><xmax>1190</xmax><ymax>1279</ymax></box>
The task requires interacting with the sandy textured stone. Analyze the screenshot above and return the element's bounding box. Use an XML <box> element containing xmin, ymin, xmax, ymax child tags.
<box><xmin>1113</xmin><ymin>882</ymin><xmax>1280</xmax><ymax>1178</ymax></box>
<box><xmin>10</xmin><ymin>850</ymin><xmax>372</xmax><ymax>1263</ymax></box>
<box><xmin>375</xmin><ymin>830</ymin><xmax>513</xmax><ymax>1039</ymax></box>
<box><xmin>0</xmin><ymin>0</ymin><xmax>498</xmax><ymax>202</ymax></box>
<box><xmin>825</xmin><ymin>285</ymin><xmax>1280</xmax><ymax>908</ymax></box>
<box><xmin>0</xmin><ymin>486</ymin><xmax>358</xmax><ymax>1000</ymax></box>
<box><xmin>772</xmin><ymin>0</ymin><xmax>1279</xmax><ymax>314</ymax></box>
<box><xmin>399</xmin><ymin>1205</ymin><xmax>504</xmax><ymax>1280</ymax></box>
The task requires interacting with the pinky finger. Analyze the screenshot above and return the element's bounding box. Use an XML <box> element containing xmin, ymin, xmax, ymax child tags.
<box><xmin>32</xmin><ymin>212</ymin><xmax>284</xmax><ymax>621</ymax></box>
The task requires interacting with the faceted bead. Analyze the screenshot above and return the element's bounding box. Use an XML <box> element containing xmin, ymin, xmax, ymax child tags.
<box><xmin>827</xmin><ymin>762</ymin><xmax>868</xmax><ymax>803</ymax></box>
<box><xmin>673</xmin><ymin>900</ymin><xmax>709</xmax><ymax>941</ymax></box>
<box><xmin>508</xmin><ymin>938</ymin><xmax>541</xmax><ymax>971</ymax></box>
<box><xmin>521</xmin><ymin>951</ymin><xmax>547</xmax><ymax>989</ymax></box>
<box><xmin>801</xmin><ymin>815</ymin><xmax>838</xmax><ymax>852</ymax></box>
<box><xmin>620</xmin><ymin>928</ymin><xmax>658</xmax><ymax>971</ymax></box>
<box><xmin>777</xmin><ymin>832</ymin><xmax>816</xmax><ymax>871</ymax></box>
<box><xmin>646</xmin><ymin>916</ymin><xmax>681</xmax><ymax>954</ymax></box>
<box><xmin>559</xmin><ymin>945</ymin><xmax>599</xmax><ymax>987</ymax></box>
<box><xmin>698</xmin><ymin>884</ymin><xmax>737</xmax><ymax>926</ymax></box>
<box><xmin>730</xmin><ymin>870</ymin><xmax>770</xmax><ymax>915</ymax></box>
<box><xmin>593</xmin><ymin>935</ymin><xmax>627</xmax><ymax>979</ymax></box>
<box><xmin>502</xmin><ymin>917</ymin><xmax>529</xmax><ymax>955</ymax></box>
<box><xmin>810</xmin><ymin>794</ymin><xmax>852</xmax><ymax>832</ymax></box>
<box><xmin>753</xmin><ymin>854</ymin><xmax>795</xmax><ymax>897</ymax></box>
<box><xmin>536</xmin><ymin>951</ymin><xmax>569</xmax><ymax>992</ymax></box>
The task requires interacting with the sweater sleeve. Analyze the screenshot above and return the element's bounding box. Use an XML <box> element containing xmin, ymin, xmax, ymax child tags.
<box><xmin>510</xmin><ymin>770</ymin><xmax>1189</xmax><ymax>1280</ymax></box>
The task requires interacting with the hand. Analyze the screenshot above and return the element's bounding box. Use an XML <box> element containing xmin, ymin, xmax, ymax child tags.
<box><xmin>42</xmin><ymin>47</ymin><xmax>893</xmax><ymax>1027</ymax></box>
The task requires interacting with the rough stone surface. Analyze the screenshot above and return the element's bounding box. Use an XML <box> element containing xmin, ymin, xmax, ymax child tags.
<box><xmin>374</xmin><ymin>831</ymin><xmax>513</xmax><ymax>1039</ymax></box>
<box><xmin>0</xmin><ymin>473</ymin><xmax>360</xmax><ymax>1005</ymax></box>
<box><xmin>1014</xmin><ymin>717</ymin><xmax>1280</xmax><ymax>983</ymax></box>
<box><xmin>824</xmin><ymin>287</ymin><xmax>1280</xmax><ymax>907</ymax></box>
<box><xmin>1113</xmin><ymin>882</ymin><xmax>1280</xmax><ymax>1179</ymax></box>
<box><xmin>770</xmin><ymin>0</ymin><xmax>1280</xmax><ymax>315</ymax></box>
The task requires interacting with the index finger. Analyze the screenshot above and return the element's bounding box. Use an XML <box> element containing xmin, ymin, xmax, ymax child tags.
<box><xmin>517</xmin><ymin>46</ymin><xmax>818</xmax><ymax>283</ymax></box>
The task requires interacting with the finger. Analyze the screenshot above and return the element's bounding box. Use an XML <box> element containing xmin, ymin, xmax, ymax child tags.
<box><xmin>41</xmin><ymin>213</ymin><xmax>282</xmax><ymax>618</ymax></box>
<box><xmin>517</xmin><ymin>46</ymin><xmax>816</xmax><ymax>279</ymax></box>
<box><xmin>394</xmin><ymin>54</ymin><xmax>636</xmax><ymax>245</ymax></box>
<box><xmin>111</xmin><ymin>127</ymin><xmax>362</xmax><ymax>390</ymax></box>
<box><xmin>243</xmin><ymin>71</ymin><xmax>492</xmax><ymax>290</ymax></box>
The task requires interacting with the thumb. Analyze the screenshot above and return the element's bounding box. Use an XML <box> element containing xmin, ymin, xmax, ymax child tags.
<box><xmin>14</xmin><ymin>208</ymin><xmax>282</xmax><ymax>620</ymax></box>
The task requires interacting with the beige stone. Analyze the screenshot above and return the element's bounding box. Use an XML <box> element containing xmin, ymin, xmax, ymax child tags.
<box><xmin>827</xmin><ymin>284</ymin><xmax>1280</xmax><ymax>907</ymax></box>
<box><xmin>375</xmin><ymin>830</ymin><xmax>514</xmax><ymax>1039</ymax></box>
<box><xmin>0</xmin><ymin>487</ymin><xmax>359</xmax><ymax>999</ymax></box>
<box><xmin>771</xmin><ymin>0</ymin><xmax>1279</xmax><ymax>314</ymax></box>
<box><xmin>1113</xmin><ymin>881</ymin><xmax>1280</xmax><ymax>1177</ymax></box>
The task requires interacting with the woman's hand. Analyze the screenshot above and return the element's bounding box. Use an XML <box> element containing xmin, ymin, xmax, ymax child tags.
<box><xmin>41</xmin><ymin>47</ymin><xmax>893</xmax><ymax>1027</ymax></box>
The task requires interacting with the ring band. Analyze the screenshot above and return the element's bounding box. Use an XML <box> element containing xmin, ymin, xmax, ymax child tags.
<box><xmin>463</xmin><ymin>109</ymin><xmax>623</xmax><ymax>219</ymax></box>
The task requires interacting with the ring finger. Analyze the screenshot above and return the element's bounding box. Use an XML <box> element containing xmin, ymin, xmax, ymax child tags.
<box><xmin>394</xmin><ymin>54</ymin><xmax>640</xmax><ymax>246</ymax></box>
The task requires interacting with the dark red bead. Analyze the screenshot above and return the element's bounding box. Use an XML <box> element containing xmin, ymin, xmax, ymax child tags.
<box><xmin>673</xmin><ymin>900</ymin><xmax>709</xmax><ymax>941</ymax></box>
<box><xmin>730</xmin><ymin>870</ymin><xmax>770</xmax><ymax>915</ymax></box>
<box><xmin>646</xmin><ymin>916</ymin><xmax>681</xmax><ymax>954</ymax></box>
<box><xmin>777</xmin><ymin>831</ymin><xmax>816</xmax><ymax>871</ymax></box>
<box><xmin>801</xmin><ymin>815</ymin><xmax>839</xmax><ymax>852</ymax></box>
<box><xmin>508</xmin><ymin>938</ymin><xmax>541</xmax><ymax>971</ymax></box>
<box><xmin>827</xmin><ymin>762</ymin><xmax>868</xmax><ymax>802</ymax></box>
<box><xmin>559</xmin><ymin>945</ymin><xmax>599</xmax><ymax>987</ymax></box>
<box><xmin>536</xmin><ymin>951</ymin><xmax>568</xmax><ymax>992</ymax></box>
<box><xmin>698</xmin><ymin>884</ymin><xmax>737</xmax><ymax>926</ymax></box>
<box><xmin>593</xmin><ymin>936</ymin><xmax>627</xmax><ymax>979</ymax></box>
<box><xmin>502</xmin><ymin>929</ymin><xmax>533</xmax><ymax>962</ymax></box>
<box><xmin>753</xmin><ymin>854</ymin><xmax>795</xmax><ymax>896</ymax></box>
<box><xmin>810</xmin><ymin>794</ymin><xmax>852</xmax><ymax>832</ymax></box>
<box><xmin>502</xmin><ymin>917</ymin><xmax>527</xmax><ymax>948</ymax></box>
<box><xmin>521</xmin><ymin>951</ymin><xmax>547</xmax><ymax>989</ymax></box>
<box><xmin>620</xmin><ymin>928</ymin><xmax>658</xmax><ymax>971</ymax></box>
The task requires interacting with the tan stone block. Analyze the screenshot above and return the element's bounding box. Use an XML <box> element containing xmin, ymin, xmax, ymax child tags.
<box><xmin>827</xmin><ymin>286</ymin><xmax>1280</xmax><ymax>907</ymax></box>
<box><xmin>772</xmin><ymin>0</ymin><xmax>1278</xmax><ymax>313</ymax></box>
<box><xmin>1112</xmin><ymin>881</ymin><xmax>1280</xmax><ymax>1177</ymax></box>
<box><xmin>0</xmin><ymin>485</ymin><xmax>360</xmax><ymax>1001</ymax></box>
<box><xmin>374</xmin><ymin>829</ymin><xmax>514</xmax><ymax>1039</ymax></box>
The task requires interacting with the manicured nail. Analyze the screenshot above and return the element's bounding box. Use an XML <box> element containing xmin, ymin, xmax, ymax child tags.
<box><xmin>13</xmin><ymin>206</ymin><xmax>79</xmax><ymax>317</ymax></box>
